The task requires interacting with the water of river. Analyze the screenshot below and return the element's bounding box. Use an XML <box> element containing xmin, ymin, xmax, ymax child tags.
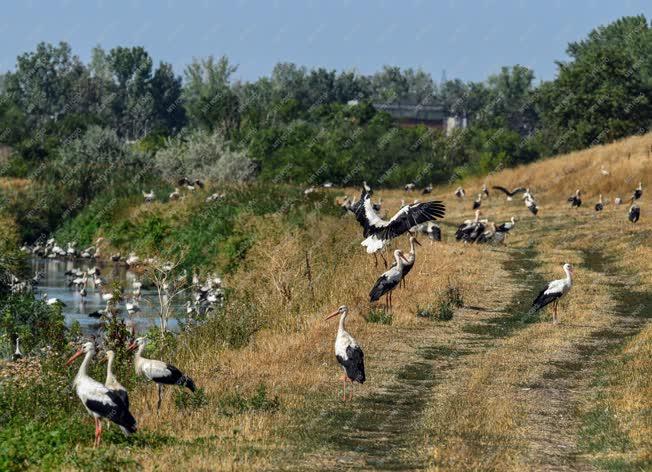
<box><xmin>30</xmin><ymin>257</ymin><xmax>182</xmax><ymax>333</ymax></box>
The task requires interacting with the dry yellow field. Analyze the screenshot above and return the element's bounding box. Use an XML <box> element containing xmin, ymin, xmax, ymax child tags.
<box><xmin>109</xmin><ymin>133</ymin><xmax>652</xmax><ymax>470</ymax></box>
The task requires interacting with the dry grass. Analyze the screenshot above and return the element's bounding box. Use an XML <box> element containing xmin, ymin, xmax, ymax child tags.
<box><xmin>66</xmin><ymin>132</ymin><xmax>652</xmax><ymax>469</ymax></box>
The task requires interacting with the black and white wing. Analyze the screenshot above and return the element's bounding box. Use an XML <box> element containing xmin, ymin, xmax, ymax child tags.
<box><xmin>530</xmin><ymin>280</ymin><xmax>564</xmax><ymax>312</ymax></box>
<box><xmin>493</xmin><ymin>186</ymin><xmax>525</xmax><ymax>197</ymax></box>
<box><xmin>353</xmin><ymin>190</ymin><xmax>385</xmax><ymax>237</ymax></box>
<box><xmin>377</xmin><ymin>201</ymin><xmax>445</xmax><ymax>240</ymax></box>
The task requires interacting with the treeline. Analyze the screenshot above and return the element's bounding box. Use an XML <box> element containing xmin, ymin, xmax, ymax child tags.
<box><xmin>0</xmin><ymin>15</ymin><xmax>651</xmax><ymax>241</ymax></box>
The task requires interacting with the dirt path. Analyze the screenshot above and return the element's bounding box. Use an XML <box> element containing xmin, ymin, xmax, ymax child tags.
<box><xmin>284</xmin><ymin>243</ymin><xmax>550</xmax><ymax>471</ymax></box>
<box><xmin>281</xmin><ymin>215</ymin><xmax>651</xmax><ymax>472</ymax></box>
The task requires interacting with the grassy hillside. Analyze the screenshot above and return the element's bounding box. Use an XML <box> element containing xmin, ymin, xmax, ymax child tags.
<box><xmin>3</xmin><ymin>133</ymin><xmax>652</xmax><ymax>470</ymax></box>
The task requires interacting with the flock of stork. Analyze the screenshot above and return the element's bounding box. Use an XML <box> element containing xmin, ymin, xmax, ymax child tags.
<box><xmin>25</xmin><ymin>173</ymin><xmax>646</xmax><ymax>447</ymax></box>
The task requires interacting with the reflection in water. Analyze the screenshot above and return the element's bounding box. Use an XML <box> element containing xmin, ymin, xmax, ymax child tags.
<box><xmin>30</xmin><ymin>257</ymin><xmax>183</xmax><ymax>333</ymax></box>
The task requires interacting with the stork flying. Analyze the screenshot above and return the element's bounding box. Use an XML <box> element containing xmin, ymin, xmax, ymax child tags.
<box><xmin>353</xmin><ymin>187</ymin><xmax>445</xmax><ymax>257</ymax></box>
<box><xmin>530</xmin><ymin>263</ymin><xmax>574</xmax><ymax>324</ymax></box>
<box><xmin>492</xmin><ymin>186</ymin><xmax>526</xmax><ymax>201</ymax></box>
<box><xmin>326</xmin><ymin>305</ymin><xmax>365</xmax><ymax>401</ymax></box>
<box><xmin>66</xmin><ymin>342</ymin><xmax>137</xmax><ymax>447</ymax></box>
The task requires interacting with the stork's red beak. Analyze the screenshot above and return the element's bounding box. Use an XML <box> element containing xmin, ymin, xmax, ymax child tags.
<box><xmin>325</xmin><ymin>309</ymin><xmax>340</xmax><ymax>321</ymax></box>
<box><xmin>127</xmin><ymin>342</ymin><xmax>137</xmax><ymax>351</ymax></box>
<box><xmin>65</xmin><ymin>350</ymin><xmax>83</xmax><ymax>366</ymax></box>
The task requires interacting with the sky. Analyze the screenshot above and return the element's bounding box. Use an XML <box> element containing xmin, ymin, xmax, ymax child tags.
<box><xmin>1</xmin><ymin>1</ymin><xmax>650</xmax><ymax>84</ymax></box>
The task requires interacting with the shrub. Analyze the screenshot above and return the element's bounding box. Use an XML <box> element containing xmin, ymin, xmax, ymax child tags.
<box><xmin>174</xmin><ymin>387</ymin><xmax>208</xmax><ymax>411</ymax></box>
<box><xmin>154</xmin><ymin>129</ymin><xmax>255</xmax><ymax>183</ymax></box>
<box><xmin>217</xmin><ymin>384</ymin><xmax>280</xmax><ymax>417</ymax></box>
<box><xmin>367</xmin><ymin>308</ymin><xmax>393</xmax><ymax>325</ymax></box>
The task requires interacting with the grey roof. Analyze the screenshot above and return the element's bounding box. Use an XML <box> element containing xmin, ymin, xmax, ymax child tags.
<box><xmin>373</xmin><ymin>103</ymin><xmax>446</xmax><ymax>121</ymax></box>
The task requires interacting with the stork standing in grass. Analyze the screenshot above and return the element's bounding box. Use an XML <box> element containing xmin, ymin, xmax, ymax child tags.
<box><xmin>629</xmin><ymin>204</ymin><xmax>640</xmax><ymax>223</ymax></box>
<box><xmin>12</xmin><ymin>337</ymin><xmax>23</xmax><ymax>361</ymax></box>
<box><xmin>369</xmin><ymin>250</ymin><xmax>407</xmax><ymax>310</ymax></box>
<box><xmin>530</xmin><ymin>263</ymin><xmax>574</xmax><ymax>324</ymax></box>
<box><xmin>472</xmin><ymin>193</ymin><xmax>482</xmax><ymax>210</ymax></box>
<box><xmin>66</xmin><ymin>342</ymin><xmax>137</xmax><ymax>447</ymax></box>
<box><xmin>393</xmin><ymin>236</ymin><xmax>421</xmax><ymax>288</ymax></box>
<box><xmin>103</xmin><ymin>350</ymin><xmax>129</xmax><ymax>409</ymax></box>
<box><xmin>595</xmin><ymin>194</ymin><xmax>604</xmax><ymax>212</ymax></box>
<box><xmin>568</xmin><ymin>189</ymin><xmax>582</xmax><ymax>208</ymax></box>
<box><xmin>632</xmin><ymin>181</ymin><xmax>643</xmax><ymax>201</ymax></box>
<box><xmin>128</xmin><ymin>337</ymin><xmax>196</xmax><ymax>411</ymax></box>
<box><xmin>325</xmin><ymin>305</ymin><xmax>365</xmax><ymax>401</ymax></box>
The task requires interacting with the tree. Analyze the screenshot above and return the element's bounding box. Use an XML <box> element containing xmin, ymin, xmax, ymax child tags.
<box><xmin>56</xmin><ymin>126</ymin><xmax>143</xmax><ymax>204</ymax></box>
<box><xmin>536</xmin><ymin>15</ymin><xmax>652</xmax><ymax>153</ymax></box>
<box><xmin>183</xmin><ymin>56</ymin><xmax>240</xmax><ymax>135</ymax></box>
<box><xmin>4</xmin><ymin>42</ymin><xmax>87</xmax><ymax>128</ymax></box>
<box><xmin>150</xmin><ymin>62</ymin><xmax>186</xmax><ymax>134</ymax></box>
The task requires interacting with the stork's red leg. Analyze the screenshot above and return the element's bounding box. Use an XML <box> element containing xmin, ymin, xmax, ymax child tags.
<box><xmin>97</xmin><ymin>419</ymin><xmax>103</xmax><ymax>447</ymax></box>
<box><xmin>94</xmin><ymin>417</ymin><xmax>100</xmax><ymax>448</ymax></box>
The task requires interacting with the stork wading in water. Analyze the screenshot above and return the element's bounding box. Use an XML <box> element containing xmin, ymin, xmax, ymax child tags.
<box><xmin>353</xmin><ymin>186</ymin><xmax>445</xmax><ymax>265</ymax></box>
<box><xmin>369</xmin><ymin>250</ymin><xmax>408</xmax><ymax>310</ymax></box>
<box><xmin>128</xmin><ymin>337</ymin><xmax>196</xmax><ymax>411</ymax></box>
<box><xmin>530</xmin><ymin>263</ymin><xmax>574</xmax><ymax>324</ymax></box>
<box><xmin>66</xmin><ymin>342</ymin><xmax>137</xmax><ymax>447</ymax></box>
<box><xmin>325</xmin><ymin>305</ymin><xmax>365</xmax><ymax>401</ymax></box>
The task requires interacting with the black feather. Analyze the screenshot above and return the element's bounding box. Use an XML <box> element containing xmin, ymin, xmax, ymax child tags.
<box><xmin>530</xmin><ymin>285</ymin><xmax>562</xmax><ymax>312</ymax></box>
<box><xmin>369</xmin><ymin>275</ymin><xmax>399</xmax><ymax>302</ymax></box>
<box><xmin>85</xmin><ymin>391</ymin><xmax>137</xmax><ymax>434</ymax></box>
<box><xmin>336</xmin><ymin>345</ymin><xmax>365</xmax><ymax>383</ymax></box>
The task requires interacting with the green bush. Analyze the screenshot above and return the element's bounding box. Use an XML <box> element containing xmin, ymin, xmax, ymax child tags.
<box><xmin>217</xmin><ymin>384</ymin><xmax>280</xmax><ymax>417</ymax></box>
<box><xmin>366</xmin><ymin>308</ymin><xmax>393</xmax><ymax>325</ymax></box>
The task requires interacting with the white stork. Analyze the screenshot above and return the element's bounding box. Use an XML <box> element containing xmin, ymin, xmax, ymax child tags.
<box><xmin>353</xmin><ymin>187</ymin><xmax>445</xmax><ymax>259</ymax></box>
<box><xmin>454</xmin><ymin>186</ymin><xmax>465</xmax><ymax>199</ymax></box>
<box><xmin>392</xmin><ymin>236</ymin><xmax>421</xmax><ymax>288</ymax></box>
<box><xmin>142</xmin><ymin>190</ymin><xmax>155</xmax><ymax>203</ymax></box>
<box><xmin>66</xmin><ymin>342</ymin><xmax>137</xmax><ymax>447</ymax></box>
<box><xmin>128</xmin><ymin>337</ymin><xmax>196</xmax><ymax>411</ymax></box>
<box><xmin>633</xmin><ymin>181</ymin><xmax>643</xmax><ymax>201</ymax></box>
<box><xmin>369</xmin><ymin>250</ymin><xmax>407</xmax><ymax>309</ymax></box>
<box><xmin>525</xmin><ymin>195</ymin><xmax>538</xmax><ymax>215</ymax></box>
<box><xmin>568</xmin><ymin>189</ymin><xmax>582</xmax><ymax>208</ymax></box>
<box><xmin>422</xmin><ymin>183</ymin><xmax>433</xmax><ymax>195</ymax></box>
<box><xmin>530</xmin><ymin>263</ymin><xmax>574</xmax><ymax>324</ymax></box>
<box><xmin>614</xmin><ymin>196</ymin><xmax>623</xmax><ymax>206</ymax></box>
<box><xmin>595</xmin><ymin>194</ymin><xmax>604</xmax><ymax>212</ymax></box>
<box><xmin>103</xmin><ymin>350</ymin><xmax>129</xmax><ymax>409</ymax></box>
<box><xmin>169</xmin><ymin>188</ymin><xmax>180</xmax><ymax>200</ymax></box>
<box><xmin>325</xmin><ymin>305</ymin><xmax>365</xmax><ymax>401</ymax></box>
<box><xmin>482</xmin><ymin>183</ymin><xmax>489</xmax><ymax>198</ymax></box>
<box><xmin>472</xmin><ymin>193</ymin><xmax>482</xmax><ymax>210</ymax></box>
<box><xmin>492</xmin><ymin>185</ymin><xmax>526</xmax><ymax>201</ymax></box>
<box><xmin>629</xmin><ymin>204</ymin><xmax>640</xmax><ymax>223</ymax></box>
<box><xmin>12</xmin><ymin>337</ymin><xmax>23</xmax><ymax>361</ymax></box>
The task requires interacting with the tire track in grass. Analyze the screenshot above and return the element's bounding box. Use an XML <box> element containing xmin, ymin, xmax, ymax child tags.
<box><xmin>283</xmin><ymin>243</ymin><xmax>551</xmax><ymax>471</ymax></box>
